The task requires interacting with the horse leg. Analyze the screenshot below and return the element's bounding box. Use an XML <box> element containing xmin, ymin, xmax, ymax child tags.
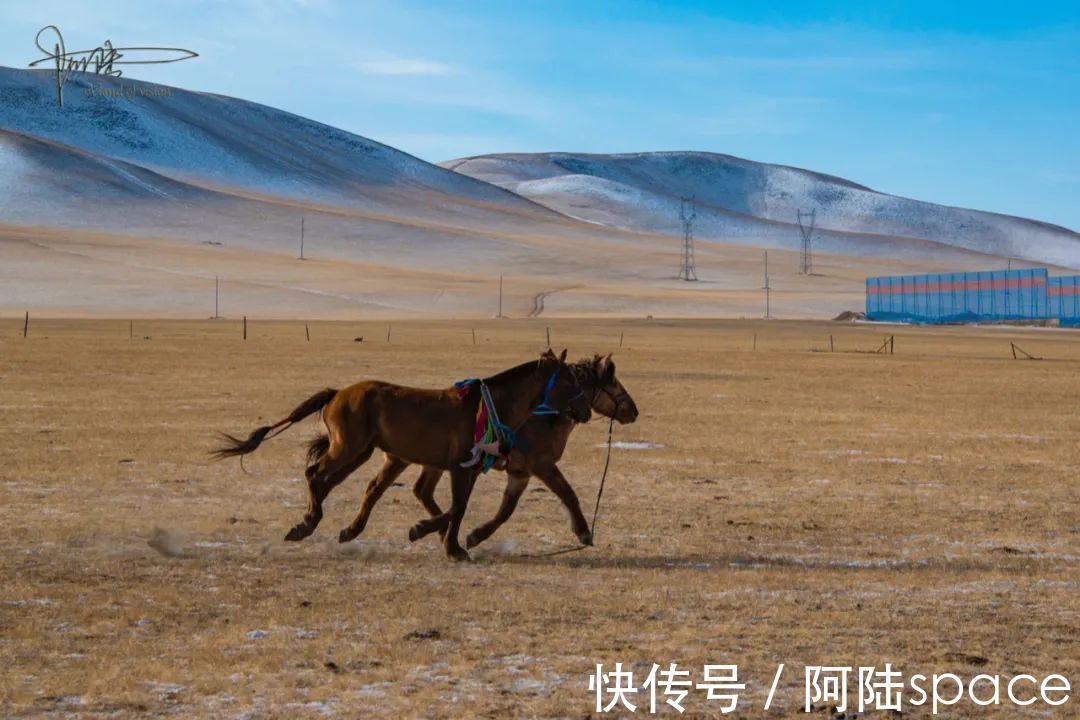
<box><xmin>338</xmin><ymin>454</ymin><xmax>410</xmax><ymax>542</ymax></box>
<box><xmin>466</xmin><ymin>472</ymin><xmax>530</xmax><ymax>549</ymax></box>
<box><xmin>413</xmin><ymin>467</ymin><xmax>444</xmax><ymax>517</ymax></box>
<box><xmin>413</xmin><ymin>467</ymin><xmax>446</xmax><ymax>539</ymax></box>
<box><xmin>408</xmin><ymin>479</ymin><xmax>454</xmax><ymax>543</ymax></box>
<box><xmin>442</xmin><ymin>467</ymin><xmax>477</xmax><ymax>561</ymax></box>
<box><xmin>284</xmin><ymin>444</ymin><xmax>373</xmax><ymax>541</ymax></box>
<box><xmin>537</xmin><ymin>465</ymin><xmax>592</xmax><ymax>546</ymax></box>
<box><xmin>407</xmin><ymin>467</ymin><xmax>476</xmax><ymax>561</ymax></box>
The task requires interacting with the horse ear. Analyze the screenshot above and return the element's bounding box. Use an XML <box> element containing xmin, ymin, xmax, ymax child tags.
<box><xmin>602</xmin><ymin>355</ymin><xmax>616</xmax><ymax>383</ymax></box>
<box><xmin>558</xmin><ymin>348</ymin><xmax>567</xmax><ymax>363</ymax></box>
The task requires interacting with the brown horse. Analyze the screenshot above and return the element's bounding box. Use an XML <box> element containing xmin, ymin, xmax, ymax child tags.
<box><xmin>212</xmin><ymin>350</ymin><xmax>591</xmax><ymax>561</ymax></box>
<box><xmin>344</xmin><ymin>354</ymin><xmax>637</xmax><ymax>549</ymax></box>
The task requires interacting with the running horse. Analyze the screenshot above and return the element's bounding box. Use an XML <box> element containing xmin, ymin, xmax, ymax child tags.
<box><xmin>211</xmin><ymin>350</ymin><xmax>591</xmax><ymax>561</ymax></box>
<box><xmin>346</xmin><ymin>354</ymin><xmax>637</xmax><ymax>548</ymax></box>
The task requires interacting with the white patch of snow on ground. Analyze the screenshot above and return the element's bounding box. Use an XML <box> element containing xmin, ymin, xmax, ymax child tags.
<box><xmin>357</xmin><ymin>682</ymin><xmax>393</xmax><ymax>698</ymax></box>
<box><xmin>285</xmin><ymin>701</ymin><xmax>335</xmax><ymax>717</ymax></box>
<box><xmin>601</xmin><ymin>441</ymin><xmax>666</xmax><ymax>450</ymax></box>
<box><xmin>146</xmin><ymin>682</ymin><xmax>186</xmax><ymax>701</ymax></box>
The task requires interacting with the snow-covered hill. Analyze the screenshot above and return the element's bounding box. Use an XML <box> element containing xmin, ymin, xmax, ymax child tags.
<box><xmin>442</xmin><ymin>152</ymin><xmax>1080</xmax><ymax>268</ymax></box>
<box><xmin>0</xmin><ymin>66</ymin><xmax>542</xmax><ymax>218</ymax></box>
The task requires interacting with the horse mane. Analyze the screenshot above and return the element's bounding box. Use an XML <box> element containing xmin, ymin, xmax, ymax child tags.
<box><xmin>569</xmin><ymin>356</ymin><xmax>601</xmax><ymax>390</ymax></box>
<box><xmin>482</xmin><ymin>357</ymin><xmax>549</xmax><ymax>386</ymax></box>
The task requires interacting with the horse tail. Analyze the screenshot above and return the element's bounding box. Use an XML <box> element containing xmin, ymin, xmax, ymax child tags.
<box><xmin>306</xmin><ymin>433</ymin><xmax>330</xmax><ymax>466</ymax></box>
<box><xmin>211</xmin><ymin>388</ymin><xmax>338</xmax><ymax>460</ymax></box>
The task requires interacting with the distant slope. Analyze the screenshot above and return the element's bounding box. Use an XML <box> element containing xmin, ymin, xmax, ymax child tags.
<box><xmin>0</xmin><ymin>66</ymin><xmax>546</xmax><ymax>220</ymax></box>
<box><xmin>0</xmin><ymin>128</ymin><xmax>218</xmax><ymax>204</ymax></box>
<box><xmin>442</xmin><ymin>152</ymin><xmax>1080</xmax><ymax>268</ymax></box>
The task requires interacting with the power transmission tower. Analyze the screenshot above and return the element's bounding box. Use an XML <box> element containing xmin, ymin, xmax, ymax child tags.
<box><xmin>678</xmin><ymin>196</ymin><xmax>698</xmax><ymax>281</ymax></box>
<box><xmin>299</xmin><ymin>215</ymin><xmax>306</xmax><ymax>260</ymax></box>
<box><xmin>797</xmin><ymin>209</ymin><xmax>815</xmax><ymax>275</ymax></box>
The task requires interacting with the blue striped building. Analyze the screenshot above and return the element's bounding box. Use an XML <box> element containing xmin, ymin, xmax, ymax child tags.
<box><xmin>866</xmin><ymin>268</ymin><xmax>1080</xmax><ymax>325</ymax></box>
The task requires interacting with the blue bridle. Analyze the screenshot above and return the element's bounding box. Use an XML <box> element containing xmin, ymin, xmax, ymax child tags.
<box><xmin>457</xmin><ymin>366</ymin><xmax>584</xmax><ymax>421</ymax></box>
<box><xmin>532</xmin><ymin>366</ymin><xmax>585</xmax><ymax>417</ymax></box>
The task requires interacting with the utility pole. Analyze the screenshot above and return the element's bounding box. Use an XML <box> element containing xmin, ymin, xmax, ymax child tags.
<box><xmin>763</xmin><ymin>250</ymin><xmax>771</xmax><ymax>319</ymax></box>
<box><xmin>214</xmin><ymin>275</ymin><xmax>221</xmax><ymax>319</ymax></box>
<box><xmin>299</xmin><ymin>215</ymin><xmax>305</xmax><ymax>260</ymax></box>
<box><xmin>678</xmin><ymin>196</ymin><xmax>698</xmax><ymax>281</ymax></box>
<box><xmin>497</xmin><ymin>275</ymin><xmax>505</xmax><ymax>318</ymax></box>
<box><xmin>798</xmin><ymin>208</ymin><xmax>815</xmax><ymax>275</ymax></box>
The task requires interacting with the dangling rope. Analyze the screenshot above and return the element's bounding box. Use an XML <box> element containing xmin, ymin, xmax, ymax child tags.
<box><xmin>523</xmin><ymin>411</ymin><xmax>617</xmax><ymax>558</ymax></box>
<box><xmin>588</xmin><ymin>412</ymin><xmax>617</xmax><ymax>536</ymax></box>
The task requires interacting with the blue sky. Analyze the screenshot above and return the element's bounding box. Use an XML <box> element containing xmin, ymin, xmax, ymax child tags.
<box><xmin>3</xmin><ymin>0</ymin><xmax>1077</xmax><ymax>229</ymax></box>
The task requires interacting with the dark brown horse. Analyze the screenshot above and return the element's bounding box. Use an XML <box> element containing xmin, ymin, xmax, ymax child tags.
<box><xmin>344</xmin><ymin>354</ymin><xmax>637</xmax><ymax>548</ymax></box>
<box><xmin>212</xmin><ymin>350</ymin><xmax>591</xmax><ymax>561</ymax></box>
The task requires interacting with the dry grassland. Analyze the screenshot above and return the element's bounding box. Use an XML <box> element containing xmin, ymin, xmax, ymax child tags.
<box><xmin>1</xmin><ymin>317</ymin><xmax>1077</xmax><ymax>718</ymax></box>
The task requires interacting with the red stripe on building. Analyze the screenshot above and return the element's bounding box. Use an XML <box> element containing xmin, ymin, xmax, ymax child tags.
<box><xmin>867</xmin><ymin>277</ymin><xmax>1047</xmax><ymax>296</ymax></box>
<box><xmin>1048</xmin><ymin>285</ymin><xmax>1080</xmax><ymax>296</ymax></box>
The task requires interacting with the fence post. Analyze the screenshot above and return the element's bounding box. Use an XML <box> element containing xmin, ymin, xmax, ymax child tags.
<box><xmin>305</xmin><ymin>324</ymin><xmax>310</xmax><ymax>342</ymax></box>
<box><xmin>23</xmin><ymin>311</ymin><xmax>29</xmax><ymax>338</ymax></box>
<box><xmin>243</xmin><ymin>316</ymin><xmax>247</xmax><ymax>340</ymax></box>
<box><xmin>546</xmin><ymin>326</ymin><xmax>551</xmax><ymax>347</ymax></box>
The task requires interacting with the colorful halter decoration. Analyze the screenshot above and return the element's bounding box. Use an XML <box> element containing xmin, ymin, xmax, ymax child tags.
<box><xmin>456</xmin><ymin>368</ymin><xmax>581</xmax><ymax>473</ymax></box>
<box><xmin>456</xmin><ymin>378</ymin><xmax>515</xmax><ymax>473</ymax></box>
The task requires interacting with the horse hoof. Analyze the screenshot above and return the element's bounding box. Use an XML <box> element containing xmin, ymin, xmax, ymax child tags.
<box><xmin>408</xmin><ymin>525</ymin><xmax>421</xmax><ymax>543</ymax></box>
<box><xmin>338</xmin><ymin>527</ymin><xmax>357</xmax><ymax>544</ymax></box>
<box><xmin>448</xmin><ymin>547</ymin><xmax>472</xmax><ymax>563</ymax></box>
<box><xmin>465</xmin><ymin>532</ymin><xmax>482</xmax><ymax>549</ymax></box>
<box><xmin>284</xmin><ymin>526</ymin><xmax>308</xmax><ymax>542</ymax></box>
<box><xmin>577</xmin><ymin>531</ymin><xmax>594</xmax><ymax>547</ymax></box>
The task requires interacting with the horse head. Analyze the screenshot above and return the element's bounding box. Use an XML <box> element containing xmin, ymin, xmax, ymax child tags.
<box><xmin>585</xmin><ymin>353</ymin><xmax>638</xmax><ymax>424</ymax></box>
<box><xmin>537</xmin><ymin>349</ymin><xmax>592</xmax><ymax>423</ymax></box>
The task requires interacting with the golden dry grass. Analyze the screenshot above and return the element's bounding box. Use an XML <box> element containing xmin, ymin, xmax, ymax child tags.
<box><xmin>1</xmin><ymin>317</ymin><xmax>1077</xmax><ymax>718</ymax></box>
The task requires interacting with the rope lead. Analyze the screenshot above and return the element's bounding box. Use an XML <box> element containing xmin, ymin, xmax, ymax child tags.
<box><xmin>523</xmin><ymin>412</ymin><xmax>616</xmax><ymax>559</ymax></box>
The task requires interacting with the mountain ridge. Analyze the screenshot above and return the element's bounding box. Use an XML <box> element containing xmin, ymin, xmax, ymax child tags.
<box><xmin>442</xmin><ymin>151</ymin><xmax>1080</xmax><ymax>267</ymax></box>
